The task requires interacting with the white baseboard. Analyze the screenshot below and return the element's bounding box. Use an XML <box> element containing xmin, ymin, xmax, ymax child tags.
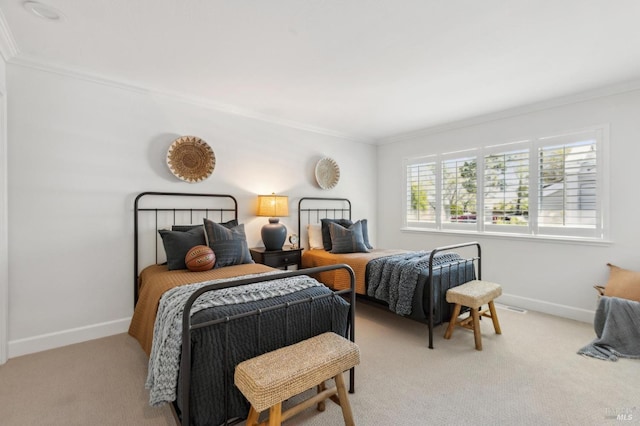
<box><xmin>8</xmin><ymin>317</ymin><xmax>131</xmax><ymax>359</ymax></box>
<box><xmin>498</xmin><ymin>293</ymin><xmax>595</xmax><ymax>324</ymax></box>
<box><xmin>4</xmin><ymin>293</ymin><xmax>595</xmax><ymax>358</ymax></box>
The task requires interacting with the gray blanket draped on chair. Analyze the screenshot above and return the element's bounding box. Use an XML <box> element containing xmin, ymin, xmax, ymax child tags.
<box><xmin>577</xmin><ymin>296</ymin><xmax>640</xmax><ymax>361</ymax></box>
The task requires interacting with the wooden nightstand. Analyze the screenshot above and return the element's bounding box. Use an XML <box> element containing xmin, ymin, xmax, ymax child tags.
<box><xmin>250</xmin><ymin>246</ymin><xmax>303</xmax><ymax>270</ymax></box>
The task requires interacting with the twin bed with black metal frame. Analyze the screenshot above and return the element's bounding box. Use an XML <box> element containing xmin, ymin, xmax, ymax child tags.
<box><xmin>130</xmin><ymin>192</ymin><xmax>482</xmax><ymax>425</ymax></box>
<box><xmin>297</xmin><ymin>197</ymin><xmax>482</xmax><ymax>349</ymax></box>
<box><xmin>129</xmin><ymin>192</ymin><xmax>356</xmax><ymax>426</ymax></box>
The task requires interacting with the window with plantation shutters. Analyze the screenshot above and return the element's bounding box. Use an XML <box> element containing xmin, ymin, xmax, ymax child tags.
<box><xmin>441</xmin><ymin>155</ymin><xmax>477</xmax><ymax>226</ymax></box>
<box><xmin>536</xmin><ymin>130</ymin><xmax>601</xmax><ymax>237</ymax></box>
<box><xmin>483</xmin><ymin>146</ymin><xmax>529</xmax><ymax>232</ymax></box>
<box><xmin>403</xmin><ymin>126</ymin><xmax>607</xmax><ymax>240</ymax></box>
<box><xmin>405</xmin><ymin>157</ymin><xmax>437</xmax><ymax>227</ymax></box>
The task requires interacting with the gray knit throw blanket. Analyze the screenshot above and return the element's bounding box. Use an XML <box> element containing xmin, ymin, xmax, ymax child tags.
<box><xmin>145</xmin><ymin>271</ymin><xmax>322</xmax><ymax>406</ymax></box>
<box><xmin>367</xmin><ymin>251</ymin><xmax>462</xmax><ymax>315</ymax></box>
<box><xmin>577</xmin><ymin>296</ymin><xmax>640</xmax><ymax>361</ymax></box>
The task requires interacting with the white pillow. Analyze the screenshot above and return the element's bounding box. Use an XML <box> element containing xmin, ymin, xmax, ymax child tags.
<box><xmin>307</xmin><ymin>224</ymin><xmax>324</xmax><ymax>250</ymax></box>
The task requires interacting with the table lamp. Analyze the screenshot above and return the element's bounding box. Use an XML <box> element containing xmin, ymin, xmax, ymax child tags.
<box><xmin>257</xmin><ymin>193</ymin><xmax>289</xmax><ymax>250</ymax></box>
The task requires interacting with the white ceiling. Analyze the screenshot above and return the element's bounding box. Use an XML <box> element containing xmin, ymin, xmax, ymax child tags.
<box><xmin>1</xmin><ymin>1</ymin><xmax>640</xmax><ymax>143</ymax></box>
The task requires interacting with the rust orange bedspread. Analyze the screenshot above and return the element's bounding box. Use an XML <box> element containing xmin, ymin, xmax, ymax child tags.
<box><xmin>128</xmin><ymin>263</ymin><xmax>275</xmax><ymax>356</ymax></box>
<box><xmin>301</xmin><ymin>248</ymin><xmax>407</xmax><ymax>294</ymax></box>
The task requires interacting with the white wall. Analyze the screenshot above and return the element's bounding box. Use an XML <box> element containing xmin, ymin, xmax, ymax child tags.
<box><xmin>0</xmin><ymin>56</ymin><xmax>7</xmax><ymax>364</ymax></box>
<box><xmin>377</xmin><ymin>89</ymin><xmax>640</xmax><ymax>322</ymax></box>
<box><xmin>6</xmin><ymin>64</ymin><xmax>377</xmax><ymax>357</ymax></box>
<box><xmin>11</xmin><ymin>61</ymin><xmax>638</xmax><ymax>358</ymax></box>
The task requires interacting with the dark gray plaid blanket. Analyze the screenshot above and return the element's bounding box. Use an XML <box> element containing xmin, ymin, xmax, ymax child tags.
<box><xmin>367</xmin><ymin>251</ymin><xmax>462</xmax><ymax>315</ymax></box>
<box><xmin>577</xmin><ymin>296</ymin><xmax>640</xmax><ymax>361</ymax></box>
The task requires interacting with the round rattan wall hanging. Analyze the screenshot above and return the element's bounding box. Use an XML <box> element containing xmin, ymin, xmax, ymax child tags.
<box><xmin>315</xmin><ymin>157</ymin><xmax>340</xmax><ymax>189</ymax></box>
<box><xmin>166</xmin><ymin>136</ymin><xmax>215</xmax><ymax>183</ymax></box>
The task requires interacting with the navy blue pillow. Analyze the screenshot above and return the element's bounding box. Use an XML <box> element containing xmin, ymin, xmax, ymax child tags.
<box><xmin>203</xmin><ymin>218</ymin><xmax>254</xmax><ymax>268</ymax></box>
<box><xmin>321</xmin><ymin>218</ymin><xmax>353</xmax><ymax>251</ymax></box>
<box><xmin>329</xmin><ymin>221</ymin><xmax>369</xmax><ymax>254</ymax></box>
<box><xmin>158</xmin><ymin>226</ymin><xmax>207</xmax><ymax>270</ymax></box>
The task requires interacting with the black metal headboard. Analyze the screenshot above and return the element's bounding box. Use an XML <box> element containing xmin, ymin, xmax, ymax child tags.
<box><xmin>133</xmin><ymin>191</ymin><xmax>238</xmax><ymax>305</ymax></box>
<box><xmin>297</xmin><ymin>197</ymin><xmax>351</xmax><ymax>249</ymax></box>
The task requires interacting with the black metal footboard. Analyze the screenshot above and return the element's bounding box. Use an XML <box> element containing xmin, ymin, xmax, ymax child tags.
<box><xmin>426</xmin><ymin>242</ymin><xmax>481</xmax><ymax>349</ymax></box>
<box><xmin>176</xmin><ymin>264</ymin><xmax>356</xmax><ymax>426</ymax></box>
<box><xmin>295</xmin><ymin>197</ymin><xmax>481</xmax><ymax>350</ymax></box>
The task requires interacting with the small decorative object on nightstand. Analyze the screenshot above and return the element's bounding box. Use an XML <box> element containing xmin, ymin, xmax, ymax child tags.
<box><xmin>288</xmin><ymin>233</ymin><xmax>299</xmax><ymax>249</ymax></box>
<box><xmin>250</xmin><ymin>246</ymin><xmax>303</xmax><ymax>270</ymax></box>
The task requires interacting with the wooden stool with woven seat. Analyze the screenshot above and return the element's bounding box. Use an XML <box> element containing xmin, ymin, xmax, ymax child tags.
<box><xmin>444</xmin><ymin>280</ymin><xmax>502</xmax><ymax>350</ymax></box>
<box><xmin>234</xmin><ymin>332</ymin><xmax>360</xmax><ymax>426</ymax></box>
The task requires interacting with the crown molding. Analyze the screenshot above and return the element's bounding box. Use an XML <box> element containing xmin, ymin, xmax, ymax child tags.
<box><xmin>377</xmin><ymin>78</ymin><xmax>640</xmax><ymax>145</ymax></box>
<box><xmin>9</xmin><ymin>55</ymin><xmax>374</xmax><ymax>144</ymax></box>
<box><xmin>0</xmin><ymin>9</ymin><xmax>18</xmax><ymax>61</ymax></box>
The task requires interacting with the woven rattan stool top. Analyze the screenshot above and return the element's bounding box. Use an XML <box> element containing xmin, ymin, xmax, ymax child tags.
<box><xmin>446</xmin><ymin>280</ymin><xmax>502</xmax><ymax>309</ymax></box>
<box><xmin>235</xmin><ymin>332</ymin><xmax>360</xmax><ymax>413</ymax></box>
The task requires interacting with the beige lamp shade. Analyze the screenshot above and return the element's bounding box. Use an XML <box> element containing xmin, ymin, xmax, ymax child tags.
<box><xmin>257</xmin><ymin>194</ymin><xmax>289</xmax><ymax>218</ymax></box>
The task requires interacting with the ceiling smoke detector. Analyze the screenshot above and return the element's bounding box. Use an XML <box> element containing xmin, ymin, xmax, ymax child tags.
<box><xmin>23</xmin><ymin>1</ymin><xmax>65</xmax><ymax>21</ymax></box>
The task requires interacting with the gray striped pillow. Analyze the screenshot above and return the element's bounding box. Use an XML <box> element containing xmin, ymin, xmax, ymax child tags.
<box><xmin>203</xmin><ymin>218</ymin><xmax>254</xmax><ymax>268</ymax></box>
<box><xmin>329</xmin><ymin>221</ymin><xmax>369</xmax><ymax>254</ymax></box>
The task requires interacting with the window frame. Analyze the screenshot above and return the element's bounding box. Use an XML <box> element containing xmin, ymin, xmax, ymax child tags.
<box><xmin>533</xmin><ymin>128</ymin><xmax>606</xmax><ymax>239</ymax></box>
<box><xmin>402</xmin><ymin>125</ymin><xmax>609</xmax><ymax>241</ymax></box>
<box><xmin>404</xmin><ymin>155</ymin><xmax>438</xmax><ymax>229</ymax></box>
<box><xmin>439</xmin><ymin>150</ymin><xmax>478</xmax><ymax>232</ymax></box>
<box><xmin>482</xmin><ymin>140</ymin><xmax>532</xmax><ymax>235</ymax></box>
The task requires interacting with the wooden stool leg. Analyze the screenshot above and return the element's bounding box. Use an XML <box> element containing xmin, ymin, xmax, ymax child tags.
<box><xmin>316</xmin><ymin>381</ymin><xmax>327</xmax><ymax>411</ymax></box>
<box><xmin>246</xmin><ymin>406</ymin><xmax>260</xmax><ymax>426</ymax></box>
<box><xmin>268</xmin><ymin>403</ymin><xmax>282</xmax><ymax>426</ymax></box>
<box><xmin>444</xmin><ymin>304</ymin><xmax>462</xmax><ymax>339</ymax></box>
<box><xmin>488</xmin><ymin>301</ymin><xmax>502</xmax><ymax>334</ymax></box>
<box><xmin>335</xmin><ymin>372</ymin><xmax>355</xmax><ymax>426</ymax></box>
<box><xmin>471</xmin><ymin>307</ymin><xmax>482</xmax><ymax>351</ymax></box>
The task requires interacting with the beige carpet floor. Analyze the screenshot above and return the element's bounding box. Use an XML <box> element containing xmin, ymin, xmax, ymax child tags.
<box><xmin>1</xmin><ymin>300</ymin><xmax>639</xmax><ymax>425</ymax></box>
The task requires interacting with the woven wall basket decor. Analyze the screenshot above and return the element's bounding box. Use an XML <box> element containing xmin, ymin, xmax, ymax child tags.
<box><xmin>315</xmin><ymin>157</ymin><xmax>340</xmax><ymax>189</ymax></box>
<box><xmin>166</xmin><ymin>136</ymin><xmax>215</xmax><ymax>183</ymax></box>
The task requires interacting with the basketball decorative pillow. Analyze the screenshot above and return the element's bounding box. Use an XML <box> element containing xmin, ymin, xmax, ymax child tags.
<box><xmin>185</xmin><ymin>245</ymin><xmax>215</xmax><ymax>272</ymax></box>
